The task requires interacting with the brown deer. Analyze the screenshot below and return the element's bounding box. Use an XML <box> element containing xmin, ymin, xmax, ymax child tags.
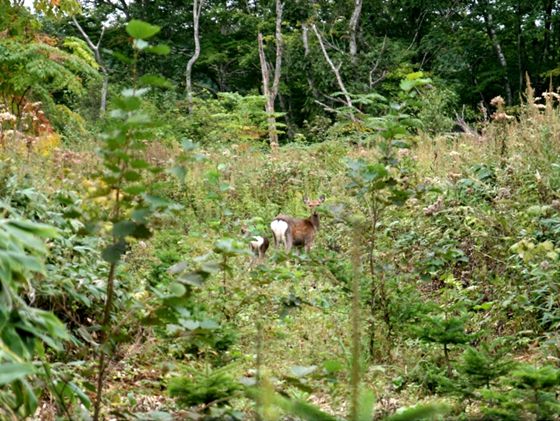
<box><xmin>270</xmin><ymin>195</ymin><xmax>325</xmax><ymax>253</ymax></box>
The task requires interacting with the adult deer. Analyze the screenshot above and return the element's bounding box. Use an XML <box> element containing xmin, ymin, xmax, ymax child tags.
<box><xmin>270</xmin><ymin>195</ymin><xmax>325</xmax><ymax>253</ymax></box>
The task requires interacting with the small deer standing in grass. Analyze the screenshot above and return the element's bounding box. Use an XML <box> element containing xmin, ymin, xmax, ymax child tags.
<box><xmin>270</xmin><ymin>195</ymin><xmax>325</xmax><ymax>253</ymax></box>
<box><xmin>241</xmin><ymin>226</ymin><xmax>270</xmax><ymax>266</ymax></box>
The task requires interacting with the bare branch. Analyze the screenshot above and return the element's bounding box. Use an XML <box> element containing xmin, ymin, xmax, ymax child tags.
<box><xmin>96</xmin><ymin>26</ymin><xmax>105</xmax><ymax>50</ymax></box>
<box><xmin>72</xmin><ymin>16</ymin><xmax>97</xmax><ymax>53</ymax></box>
<box><xmin>314</xmin><ymin>99</ymin><xmax>338</xmax><ymax>114</ymax></box>
<box><xmin>311</xmin><ymin>23</ymin><xmax>356</xmax><ymax>117</ymax></box>
<box><xmin>369</xmin><ymin>35</ymin><xmax>387</xmax><ymax>88</ymax></box>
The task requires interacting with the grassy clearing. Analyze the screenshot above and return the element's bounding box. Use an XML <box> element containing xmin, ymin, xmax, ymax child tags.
<box><xmin>4</xmin><ymin>92</ymin><xmax>560</xmax><ymax>419</ymax></box>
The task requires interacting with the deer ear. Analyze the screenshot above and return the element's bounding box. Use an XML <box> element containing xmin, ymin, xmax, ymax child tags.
<box><xmin>319</xmin><ymin>195</ymin><xmax>325</xmax><ymax>202</ymax></box>
<box><xmin>303</xmin><ymin>196</ymin><xmax>309</xmax><ymax>204</ymax></box>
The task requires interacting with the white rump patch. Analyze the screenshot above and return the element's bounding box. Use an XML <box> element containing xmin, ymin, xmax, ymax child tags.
<box><xmin>251</xmin><ymin>236</ymin><xmax>265</xmax><ymax>248</ymax></box>
<box><xmin>270</xmin><ymin>219</ymin><xmax>289</xmax><ymax>240</ymax></box>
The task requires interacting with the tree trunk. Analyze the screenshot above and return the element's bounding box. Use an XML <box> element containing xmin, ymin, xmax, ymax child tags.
<box><xmin>515</xmin><ymin>0</ymin><xmax>525</xmax><ymax>93</ymax></box>
<box><xmin>278</xmin><ymin>92</ymin><xmax>295</xmax><ymax>139</ymax></box>
<box><xmin>480</xmin><ymin>3</ymin><xmax>513</xmax><ymax>105</ymax></box>
<box><xmin>349</xmin><ymin>0</ymin><xmax>363</xmax><ymax>64</ymax></box>
<box><xmin>186</xmin><ymin>0</ymin><xmax>204</xmax><ymax>113</ymax></box>
<box><xmin>101</xmin><ymin>68</ymin><xmax>108</xmax><ymax>114</ymax></box>
<box><xmin>543</xmin><ymin>0</ymin><xmax>554</xmax><ymax>67</ymax></box>
<box><xmin>257</xmin><ymin>0</ymin><xmax>283</xmax><ymax>152</ymax></box>
<box><xmin>72</xmin><ymin>17</ymin><xmax>108</xmax><ymax>115</ymax></box>
<box><xmin>302</xmin><ymin>24</ymin><xmax>320</xmax><ymax>100</ymax></box>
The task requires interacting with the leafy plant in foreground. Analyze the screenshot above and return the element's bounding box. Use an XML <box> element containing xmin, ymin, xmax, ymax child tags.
<box><xmin>0</xmin><ymin>215</ymin><xmax>73</xmax><ymax>418</ymax></box>
<box><xmin>86</xmin><ymin>19</ymin><xmax>174</xmax><ymax>421</ymax></box>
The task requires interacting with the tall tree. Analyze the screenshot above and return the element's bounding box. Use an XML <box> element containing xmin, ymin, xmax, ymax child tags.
<box><xmin>478</xmin><ymin>0</ymin><xmax>513</xmax><ymax>105</ymax></box>
<box><xmin>349</xmin><ymin>0</ymin><xmax>362</xmax><ymax>64</ymax></box>
<box><xmin>186</xmin><ymin>0</ymin><xmax>204</xmax><ymax>113</ymax></box>
<box><xmin>257</xmin><ymin>0</ymin><xmax>283</xmax><ymax>151</ymax></box>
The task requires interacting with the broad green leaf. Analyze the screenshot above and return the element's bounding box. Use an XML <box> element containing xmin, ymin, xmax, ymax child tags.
<box><xmin>101</xmin><ymin>241</ymin><xmax>127</xmax><ymax>263</ymax></box>
<box><xmin>124</xmin><ymin>185</ymin><xmax>146</xmax><ymax>195</ymax></box>
<box><xmin>0</xmin><ymin>363</ymin><xmax>35</xmax><ymax>385</ymax></box>
<box><xmin>139</xmin><ymin>74</ymin><xmax>174</xmax><ymax>88</ymax></box>
<box><xmin>169</xmin><ymin>282</ymin><xmax>186</xmax><ymax>297</ymax></box>
<box><xmin>181</xmin><ymin>319</ymin><xmax>200</xmax><ymax>330</ymax></box>
<box><xmin>113</xmin><ymin>221</ymin><xmax>136</xmax><ymax>238</ymax></box>
<box><xmin>145</xmin><ymin>44</ymin><xmax>170</xmax><ymax>55</ymax></box>
<box><xmin>126</xmin><ymin>20</ymin><xmax>161</xmax><ymax>40</ymax></box>
<box><xmin>290</xmin><ymin>365</ymin><xmax>318</xmax><ymax>378</ymax></box>
<box><xmin>6</xmin><ymin>220</ymin><xmax>58</xmax><ymax>238</ymax></box>
<box><xmin>199</xmin><ymin>319</ymin><xmax>219</xmax><ymax>329</ymax></box>
<box><xmin>169</xmin><ymin>166</ymin><xmax>186</xmax><ymax>181</ymax></box>
<box><xmin>123</xmin><ymin>170</ymin><xmax>141</xmax><ymax>181</ymax></box>
<box><xmin>145</xmin><ymin>194</ymin><xmax>173</xmax><ymax>209</ymax></box>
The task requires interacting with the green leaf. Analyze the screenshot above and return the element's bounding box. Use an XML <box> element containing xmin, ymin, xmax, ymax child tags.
<box><xmin>101</xmin><ymin>241</ymin><xmax>127</xmax><ymax>263</ymax></box>
<box><xmin>145</xmin><ymin>44</ymin><xmax>171</xmax><ymax>55</ymax></box>
<box><xmin>126</xmin><ymin>20</ymin><xmax>161</xmax><ymax>40</ymax></box>
<box><xmin>130</xmin><ymin>159</ymin><xmax>150</xmax><ymax>169</ymax></box>
<box><xmin>323</xmin><ymin>359</ymin><xmax>344</xmax><ymax>373</ymax></box>
<box><xmin>168</xmin><ymin>261</ymin><xmax>188</xmax><ymax>274</ymax></box>
<box><xmin>169</xmin><ymin>282</ymin><xmax>186</xmax><ymax>297</ymax></box>
<box><xmin>123</xmin><ymin>185</ymin><xmax>146</xmax><ymax>195</ymax></box>
<box><xmin>181</xmin><ymin>139</ymin><xmax>197</xmax><ymax>151</ymax></box>
<box><xmin>6</xmin><ymin>220</ymin><xmax>58</xmax><ymax>238</ymax></box>
<box><xmin>290</xmin><ymin>365</ymin><xmax>317</xmax><ymax>378</ymax></box>
<box><xmin>0</xmin><ymin>363</ymin><xmax>35</xmax><ymax>385</ymax></box>
<box><xmin>145</xmin><ymin>194</ymin><xmax>174</xmax><ymax>209</ymax></box>
<box><xmin>356</xmin><ymin>388</ymin><xmax>375</xmax><ymax>421</ymax></box>
<box><xmin>132</xmin><ymin>223</ymin><xmax>151</xmax><ymax>239</ymax></box>
<box><xmin>139</xmin><ymin>74</ymin><xmax>174</xmax><ymax>88</ymax></box>
<box><xmin>178</xmin><ymin>271</ymin><xmax>206</xmax><ymax>287</ymax></box>
<box><xmin>111</xmin><ymin>51</ymin><xmax>133</xmax><ymax>64</ymax></box>
<box><xmin>385</xmin><ymin>403</ymin><xmax>449</xmax><ymax>421</ymax></box>
<box><xmin>169</xmin><ymin>166</ymin><xmax>187</xmax><ymax>181</ymax></box>
<box><xmin>199</xmin><ymin>319</ymin><xmax>219</xmax><ymax>329</ymax></box>
<box><xmin>67</xmin><ymin>382</ymin><xmax>92</xmax><ymax>409</ymax></box>
<box><xmin>123</xmin><ymin>170</ymin><xmax>141</xmax><ymax>181</ymax></box>
<box><xmin>113</xmin><ymin>221</ymin><xmax>136</xmax><ymax>238</ymax></box>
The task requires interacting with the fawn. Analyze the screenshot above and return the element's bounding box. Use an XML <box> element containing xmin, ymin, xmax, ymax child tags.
<box><xmin>270</xmin><ymin>195</ymin><xmax>325</xmax><ymax>253</ymax></box>
<box><xmin>241</xmin><ymin>226</ymin><xmax>270</xmax><ymax>266</ymax></box>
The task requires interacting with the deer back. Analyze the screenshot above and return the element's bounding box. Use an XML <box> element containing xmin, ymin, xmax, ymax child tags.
<box><xmin>276</xmin><ymin>213</ymin><xmax>319</xmax><ymax>247</ymax></box>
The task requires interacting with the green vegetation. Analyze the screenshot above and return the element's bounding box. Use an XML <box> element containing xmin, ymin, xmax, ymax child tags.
<box><xmin>1</xmin><ymin>0</ymin><xmax>560</xmax><ymax>419</ymax></box>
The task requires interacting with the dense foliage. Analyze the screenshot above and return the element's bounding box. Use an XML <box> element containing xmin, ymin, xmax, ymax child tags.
<box><xmin>1</xmin><ymin>0</ymin><xmax>560</xmax><ymax>419</ymax></box>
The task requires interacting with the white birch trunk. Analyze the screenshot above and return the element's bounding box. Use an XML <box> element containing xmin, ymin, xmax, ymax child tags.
<box><xmin>257</xmin><ymin>0</ymin><xmax>283</xmax><ymax>152</ymax></box>
<box><xmin>186</xmin><ymin>0</ymin><xmax>204</xmax><ymax>113</ymax></box>
<box><xmin>72</xmin><ymin>17</ymin><xmax>108</xmax><ymax>115</ymax></box>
